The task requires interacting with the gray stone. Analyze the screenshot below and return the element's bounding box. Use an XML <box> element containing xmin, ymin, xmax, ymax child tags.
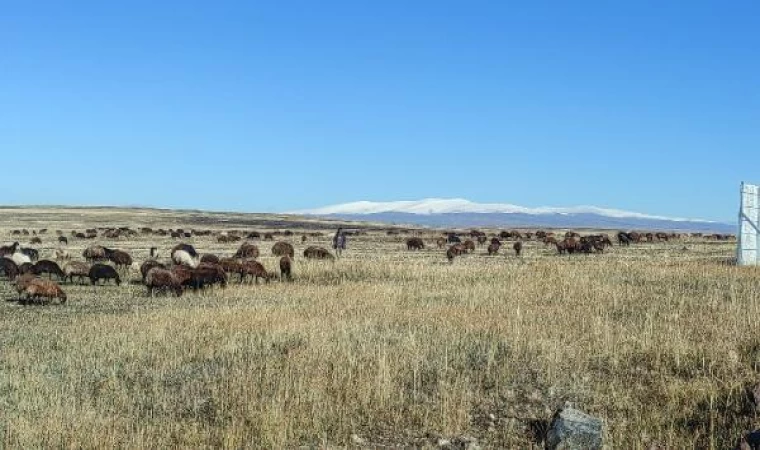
<box><xmin>545</xmin><ymin>403</ymin><xmax>603</xmax><ymax>450</ymax></box>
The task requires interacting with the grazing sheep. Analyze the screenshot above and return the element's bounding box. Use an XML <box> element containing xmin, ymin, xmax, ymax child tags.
<box><xmin>171</xmin><ymin>243</ymin><xmax>198</xmax><ymax>258</ymax></box>
<box><xmin>0</xmin><ymin>257</ymin><xmax>19</xmax><ymax>281</ymax></box>
<box><xmin>462</xmin><ymin>240</ymin><xmax>476</xmax><ymax>253</ymax></box>
<box><xmin>303</xmin><ymin>246</ymin><xmax>334</xmax><ymax>260</ymax></box>
<box><xmin>513</xmin><ymin>241</ymin><xmax>523</xmax><ymax>257</ymax></box>
<box><xmin>19</xmin><ymin>248</ymin><xmax>39</xmax><ymax>262</ymax></box>
<box><xmin>83</xmin><ymin>245</ymin><xmax>109</xmax><ymax>262</ymax></box>
<box><xmin>0</xmin><ymin>242</ymin><xmax>19</xmax><ymax>257</ymax></box>
<box><xmin>58</xmin><ymin>236</ymin><xmax>68</xmax><ymax>245</ymax></box>
<box><xmin>10</xmin><ymin>252</ymin><xmax>31</xmax><ymax>266</ymax></box>
<box><xmin>18</xmin><ymin>262</ymin><xmax>34</xmax><ymax>274</ymax></box>
<box><xmin>280</xmin><ymin>256</ymin><xmax>293</xmax><ymax>281</ymax></box>
<box><xmin>63</xmin><ymin>261</ymin><xmax>91</xmax><ymax>284</ymax></box>
<box><xmin>144</xmin><ymin>267</ymin><xmax>183</xmax><ymax>297</ymax></box>
<box><xmin>140</xmin><ymin>260</ymin><xmax>166</xmax><ymax>281</ymax></box>
<box><xmin>24</xmin><ymin>279</ymin><xmax>67</xmax><ymax>304</ymax></box>
<box><xmin>487</xmin><ymin>243</ymin><xmax>500</xmax><ymax>256</ymax></box>
<box><xmin>89</xmin><ymin>264</ymin><xmax>121</xmax><ymax>286</ymax></box>
<box><xmin>406</xmin><ymin>237</ymin><xmax>425</xmax><ymax>251</ymax></box>
<box><xmin>54</xmin><ymin>249</ymin><xmax>71</xmax><ymax>261</ymax></box>
<box><xmin>477</xmin><ymin>236</ymin><xmax>487</xmax><ymax>246</ymax></box>
<box><xmin>15</xmin><ymin>273</ymin><xmax>39</xmax><ymax>300</ymax></box>
<box><xmin>271</xmin><ymin>241</ymin><xmax>294</xmax><ymax>258</ymax></box>
<box><xmin>200</xmin><ymin>254</ymin><xmax>220</xmax><ymax>264</ymax></box>
<box><xmin>186</xmin><ymin>263</ymin><xmax>227</xmax><ymax>290</ymax></box>
<box><xmin>219</xmin><ymin>257</ymin><xmax>244</xmax><ymax>279</ymax></box>
<box><xmin>264</xmin><ymin>233</ymin><xmax>274</xmax><ymax>241</ymax></box>
<box><xmin>235</xmin><ymin>243</ymin><xmax>260</xmax><ymax>259</ymax></box>
<box><xmin>240</xmin><ymin>260</ymin><xmax>273</xmax><ymax>284</ymax></box>
<box><xmin>30</xmin><ymin>237</ymin><xmax>42</xmax><ymax>245</ymax></box>
<box><xmin>31</xmin><ymin>260</ymin><xmax>65</xmax><ymax>280</ymax></box>
<box><xmin>446</xmin><ymin>244</ymin><xmax>466</xmax><ymax>262</ymax></box>
<box><xmin>108</xmin><ymin>249</ymin><xmax>133</xmax><ymax>267</ymax></box>
<box><xmin>172</xmin><ymin>249</ymin><xmax>199</xmax><ymax>268</ymax></box>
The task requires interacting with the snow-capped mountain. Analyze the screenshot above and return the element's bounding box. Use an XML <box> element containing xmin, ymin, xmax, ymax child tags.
<box><xmin>291</xmin><ymin>198</ymin><xmax>733</xmax><ymax>232</ymax></box>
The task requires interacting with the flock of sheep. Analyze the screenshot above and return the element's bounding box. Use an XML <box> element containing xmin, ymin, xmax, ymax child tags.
<box><xmin>0</xmin><ymin>226</ymin><xmax>342</xmax><ymax>304</ymax></box>
<box><xmin>0</xmin><ymin>225</ymin><xmax>735</xmax><ymax>305</ymax></box>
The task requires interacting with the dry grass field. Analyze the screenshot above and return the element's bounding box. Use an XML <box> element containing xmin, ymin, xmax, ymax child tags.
<box><xmin>0</xmin><ymin>207</ymin><xmax>755</xmax><ymax>449</ymax></box>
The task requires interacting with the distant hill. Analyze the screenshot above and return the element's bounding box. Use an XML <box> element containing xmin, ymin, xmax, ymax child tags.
<box><xmin>293</xmin><ymin>198</ymin><xmax>734</xmax><ymax>233</ymax></box>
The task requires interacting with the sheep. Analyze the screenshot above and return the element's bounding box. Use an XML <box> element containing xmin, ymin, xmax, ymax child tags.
<box><xmin>58</xmin><ymin>236</ymin><xmax>68</xmax><ymax>245</ymax></box>
<box><xmin>172</xmin><ymin>249</ymin><xmax>199</xmax><ymax>268</ymax></box>
<box><xmin>140</xmin><ymin>260</ymin><xmax>166</xmax><ymax>281</ymax></box>
<box><xmin>31</xmin><ymin>260</ymin><xmax>65</xmax><ymax>280</ymax></box>
<box><xmin>29</xmin><ymin>237</ymin><xmax>42</xmax><ymax>245</ymax></box>
<box><xmin>303</xmin><ymin>246</ymin><xmax>334</xmax><ymax>260</ymax></box>
<box><xmin>271</xmin><ymin>241</ymin><xmax>294</xmax><ymax>258</ymax></box>
<box><xmin>280</xmin><ymin>256</ymin><xmax>293</xmax><ymax>281</ymax></box>
<box><xmin>23</xmin><ymin>279</ymin><xmax>67</xmax><ymax>304</ymax></box>
<box><xmin>513</xmin><ymin>241</ymin><xmax>523</xmax><ymax>257</ymax></box>
<box><xmin>171</xmin><ymin>243</ymin><xmax>198</xmax><ymax>258</ymax></box>
<box><xmin>89</xmin><ymin>264</ymin><xmax>121</xmax><ymax>286</ymax></box>
<box><xmin>487</xmin><ymin>243</ymin><xmax>500</xmax><ymax>256</ymax></box>
<box><xmin>18</xmin><ymin>262</ymin><xmax>34</xmax><ymax>274</ymax></box>
<box><xmin>10</xmin><ymin>252</ymin><xmax>31</xmax><ymax>266</ymax></box>
<box><xmin>144</xmin><ymin>267</ymin><xmax>183</xmax><ymax>297</ymax></box>
<box><xmin>83</xmin><ymin>245</ymin><xmax>109</xmax><ymax>262</ymax></box>
<box><xmin>15</xmin><ymin>273</ymin><xmax>39</xmax><ymax>300</ymax></box>
<box><xmin>0</xmin><ymin>257</ymin><xmax>19</xmax><ymax>281</ymax></box>
<box><xmin>54</xmin><ymin>249</ymin><xmax>71</xmax><ymax>261</ymax></box>
<box><xmin>234</xmin><ymin>243</ymin><xmax>260</xmax><ymax>259</ymax></box>
<box><xmin>0</xmin><ymin>242</ymin><xmax>19</xmax><ymax>256</ymax></box>
<box><xmin>63</xmin><ymin>261</ymin><xmax>91</xmax><ymax>284</ymax></box>
<box><xmin>107</xmin><ymin>249</ymin><xmax>133</xmax><ymax>267</ymax></box>
<box><xmin>185</xmin><ymin>263</ymin><xmax>227</xmax><ymax>290</ymax></box>
<box><xmin>200</xmin><ymin>254</ymin><xmax>220</xmax><ymax>264</ymax></box>
<box><xmin>240</xmin><ymin>260</ymin><xmax>273</xmax><ymax>284</ymax></box>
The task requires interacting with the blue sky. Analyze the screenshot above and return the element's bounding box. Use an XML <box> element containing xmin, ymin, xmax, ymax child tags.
<box><xmin>1</xmin><ymin>1</ymin><xmax>757</xmax><ymax>221</ymax></box>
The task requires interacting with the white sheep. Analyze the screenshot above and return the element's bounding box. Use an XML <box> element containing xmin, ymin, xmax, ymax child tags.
<box><xmin>10</xmin><ymin>252</ymin><xmax>31</xmax><ymax>266</ymax></box>
<box><xmin>172</xmin><ymin>249</ymin><xmax>198</xmax><ymax>268</ymax></box>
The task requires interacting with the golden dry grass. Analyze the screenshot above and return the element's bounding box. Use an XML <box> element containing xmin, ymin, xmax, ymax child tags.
<box><xmin>0</xmin><ymin>208</ymin><xmax>754</xmax><ymax>449</ymax></box>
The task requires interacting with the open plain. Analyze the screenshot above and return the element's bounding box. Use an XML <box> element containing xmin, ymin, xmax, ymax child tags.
<box><xmin>0</xmin><ymin>207</ymin><xmax>753</xmax><ymax>449</ymax></box>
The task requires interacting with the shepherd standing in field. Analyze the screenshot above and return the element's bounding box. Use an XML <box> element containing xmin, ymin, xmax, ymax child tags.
<box><xmin>333</xmin><ymin>228</ymin><xmax>346</xmax><ymax>257</ymax></box>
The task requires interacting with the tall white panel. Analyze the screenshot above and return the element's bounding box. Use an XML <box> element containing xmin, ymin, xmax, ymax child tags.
<box><xmin>738</xmin><ymin>182</ymin><xmax>760</xmax><ymax>265</ymax></box>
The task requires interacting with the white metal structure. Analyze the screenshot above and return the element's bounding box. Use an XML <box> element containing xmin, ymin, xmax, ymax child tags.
<box><xmin>738</xmin><ymin>182</ymin><xmax>760</xmax><ymax>265</ymax></box>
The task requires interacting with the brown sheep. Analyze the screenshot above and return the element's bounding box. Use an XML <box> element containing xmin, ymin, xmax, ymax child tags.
<box><xmin>82</xmin><ymin>245</ymin><xmax>109</xmax><ymax>262</ymax></box>
<box><xmin>303</xmin><ymin>246</ymin><xmax>334</xmax><ymax>260</ymax></box>
<box><xmin>108</xmin><ymin>249</ymin><xmax>133</xmax><ymax>267</ymax></box>
<box><xmin>263</xmin><ymin>233</ymin><xmax>274</xmax><ymax>241</ymax></box>
<box><xmin>235</xmin><ymin>243</ymin><xmax>260</xmax><ymax>259</ymax></box>
<box><xmin>186</xmin><ymin>263</ymin><xmax>228</xmax><ymax>290</ymax></box>
<box><xmin>406</xmin><ymin>237</ymin><xmax>425</xmax><ymax>251</ymax></box>
<box><xmin>24</xmin><ymin>279</ymin><xmax>67</xmax><ymax>304</ymax></box>
<box><xmin>200</xmin><ymin>254</ymin><xmax>220</xmax><ymax>264</ymax></box>
<box><xmin>487</xmin><ymin>243</ymin><xmax>500</xmax><ymax>256</ymax></box>
<box><xmin>280</xmin><ymin>256</ymin><xmax>293</xmax><ymax>281</ymax></box>
<box><xmin>271</xmin><ymin>241</ymin><xmax>295</xmax><ymax>258</ymax></box>
<box><xmin>435</xmin><ymin>237</ymin><xmax>447</xmax><ymax>249</ymax></box>
<box><xmin>31</xmin><ymin>260</ymin><xmax>65</xmax><ymax>280</ymax></box>
<box><xmin>30</xmin><ymin>237</ymin><xmax>42</xmax><ymax>244</ymax></box>
<box><xmin>240</xmin><ymin>260</ymin><xmax>273</xmax><ymax>284</ymax></box>
<box><xmin>63</xmin><ymin>261</ymin><xmax>91</xmax><ymax>284</ymax></box>
<box><xmin>15</xmin><ymin>273</ymin><xmax>38</xmax><ymax>300</ymax></box>
<box><xmin>0</xmin><ymin>257</ymin><xmax>19</xmax><ymax>281</ymax></box>
<box><xmin>144</xmin><ymin>267</ymin><xmax>183</xmax><ymax>297</ymax></box>
<box><xmin>477</xmin><ymin>235</ymin><xmax>487</xmax><ymax>246</ymax></box>
<box><xmin>446</xmin><ymin>244</ymin><xmax>466</xmax><ymax>262</ymax></box>
<box><xmin>462</xmin><ymin>240</ymin><xmax>476</xmax><ymax>253</ymax></box>
<box><xmin>301</xmin><ymin>235</ymin><xmax>308</xmax><ymax>243</ymax></box>
<box><xmin>140</xmin><ymin>260</ymin><xmax>166</xmax><ymax>281</ymax></box>
<box><xmin>513</xmin><ymin>241</ymin><xmax>523</xmax><ymax>257</ymax></box>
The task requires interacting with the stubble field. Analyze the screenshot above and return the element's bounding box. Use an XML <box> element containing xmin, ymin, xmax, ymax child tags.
<box><xmin>0</xmin><ymin>207</ymin><xmax>754</xmax><ymax>449</ymax></box>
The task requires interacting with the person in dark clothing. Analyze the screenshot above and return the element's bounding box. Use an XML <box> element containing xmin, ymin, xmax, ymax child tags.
<box><xmin>332</xmin><ymin>228</ymin><xmax>347</xmax><ymax>257</ymax></box>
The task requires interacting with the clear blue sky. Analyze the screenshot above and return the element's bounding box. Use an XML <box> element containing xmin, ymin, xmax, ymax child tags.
<box><xmin>1</xmin><ymin>1</ymin><xmax>757</xmax><ymax>221</ymax></box>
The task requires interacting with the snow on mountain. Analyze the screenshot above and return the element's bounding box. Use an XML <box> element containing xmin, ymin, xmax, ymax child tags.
<box><xmin>291</xmin><ymin>198</ymin><xmax>707</xmax><ymax>223</ymax></box>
